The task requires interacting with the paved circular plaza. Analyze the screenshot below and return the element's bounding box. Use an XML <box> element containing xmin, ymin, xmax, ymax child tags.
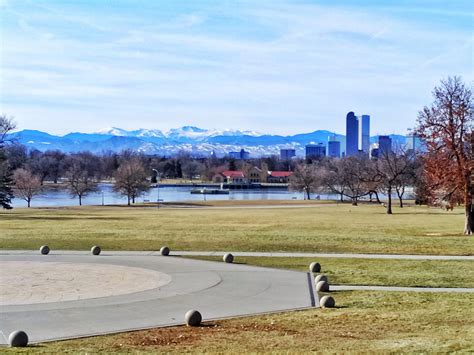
<box><xmin>0</xmin><ymin>252</ymin><xmax>316</xmax><ymax>345</ymax></box>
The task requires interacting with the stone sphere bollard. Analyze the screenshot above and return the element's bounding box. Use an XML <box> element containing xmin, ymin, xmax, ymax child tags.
<box><xmin>309</xmin><ymin>262</ymin><xmax>321</xmax><ymax>273</ymax></box>
<box><xmin>185</xmin><ymin>310</ymin><xmax>202</xmax><ymax>326</ymax></box>
<box><xmin>320</xmin><ymin>295</ymin><xmax>335</xmax><ymax>308</ymax></box>
<box><xmin>314</xmin><ymin>275</ymin><xmax>328</xmax><ymax>284</ymax></box>
<box><xmin>316</xmin><ymin>280</ymin><xmax>330</xmax><ymax>292</ymax></box>
<box><xmin>160</xmin><ymin>246</ymin><xmax>170</xmax><ymax>256</ymax></box>
<box><xmin>9</xmin><ymin>330</ymin><xmax>28</xmax><ymax>347</ymax></box>
<box><xmin>91</xmin><ymin>246</ymin><xmax>101</xmax><ymax>255</ymax></box>
<box><xmin>223</xmin><ymin>253</ymin><xmax>234</xmax><ymax>263</ymax></box>
<box><xmin>40</xmin><ymin>245</ymin><xmax>50</xmax><ymax>255</ymax></box>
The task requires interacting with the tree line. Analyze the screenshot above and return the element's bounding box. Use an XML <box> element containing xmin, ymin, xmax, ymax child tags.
<box><xmin>0</xmin><ymin>76</ymin><xmax>472</xmax><ymax>233</ymax></box>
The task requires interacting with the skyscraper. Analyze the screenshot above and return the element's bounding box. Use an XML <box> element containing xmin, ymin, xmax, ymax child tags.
<box><xmin>328</xmin><ymin>136</ymin><xmax>341</xmax><ymax>158</ymax></box>
<box><xmin>378</xmin><ymin>136</ymin><xmax>392</xmax><ymax>155</ymax></box>
<box><xmin>359</xmin><ymin>115</ymin><xmax>370</xmax><ymax>154</ymax></box>
<box><xmin>305</xmin><ymin>144</ymin><xmax>326</xmax><ymax>159</ymax></box>
<box><xmin>346</xmin><ymin>112</ymin><xmax>359</xmax><ymax>156</ymax></box>
<box><xmin>280</xmin><ymin>148</ymin><xmax>296</xmax><ymax>160</ymax></box>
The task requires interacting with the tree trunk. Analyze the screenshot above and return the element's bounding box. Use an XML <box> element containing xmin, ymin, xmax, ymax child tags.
<box><xmin>132</xmin><ymin>195</ymin><xmax>136</xmax><ymax>204</ymax></box>
<box><xmin>352</xmin><ymin>197</ymin><xmax>358</xmax><ymax>206</ymax></box>
<box><xmin>374</xmin><ymin>191</ymin><xmax>381</xmax><ymax>204</ymax></box>
<box><xmin>127</xmin><ymin>195</ymin><xmax>131</xmax><ymax>206</ymax></box>
<box><xmin>79</xmin><ymin>195</ymin><xmax>82</xmax><ymax>206</ymax></box>
<box><xmin>340</xmin><ymin>192</ymin><xmax>343</xmax><ymax>202</ymax></box>
<box><xmin>396</xmin><ymin>187</ymin><xmax>404</xmax><ymax>208</ymax></box>
<box><xmin>465</xmin><ymin>203</ymin><xmax>473</xmax><ymax>235</ymax></box>
<box><xmin>306</xmin><ymin>188</ymin><xmax>310</xmax><ymax>200</ymax></box>
<box><xmin>387</xmin><ymin>186</ymin><xmax>392</xmax><ymax>214</ymax></box>
<box><xmin>27</xmin><ymin>199</ymin><xmax>31</xmax><ymax>208</ymax></box>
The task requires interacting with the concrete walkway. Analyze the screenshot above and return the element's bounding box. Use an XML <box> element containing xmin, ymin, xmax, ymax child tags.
<box><xmin>0</xmin><ymin>254</ymin><xmax>317</xmax><ymax>345</ymax></box>
<box><xmin>1</xmin><ymin>250</ymin><xmax>472</xmax><ymax>260</ymax></box>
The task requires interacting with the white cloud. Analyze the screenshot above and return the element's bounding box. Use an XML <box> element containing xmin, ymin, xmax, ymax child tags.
<box><xmin>0</xmin><ymin>1</ymin><xmax>471</xmax><ymax>136</ymax></box>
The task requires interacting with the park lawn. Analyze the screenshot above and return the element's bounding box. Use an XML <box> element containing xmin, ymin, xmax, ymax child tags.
<box><xmin>186</xmin><ymin>256</ymin><xmax>474</xmax><ymax>288</ymax></box>
<box><xmin>6</xmin><ymin>291</ymin><xmax>474</xmax><ymax>353</ymax></box>
<box><xmin>0</xmin><ymin>203</ymin><xmax>472</xmax><ymax>255</ymax></box>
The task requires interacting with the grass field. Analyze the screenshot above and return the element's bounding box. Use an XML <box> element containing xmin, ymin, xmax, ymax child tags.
<box><xmin>2</xmin><ymin>202</ymin><xmax>473</xmax><ymax>353</ymax></box>
<box><xmin>6</xmin><ymin>291</ymin><xmax>474</xmax><ymax>353</ymax></box>
<box><xmin>0</xmin><ymin>203</ymin><xmax>472</xmax><ymax>255</ymax></box>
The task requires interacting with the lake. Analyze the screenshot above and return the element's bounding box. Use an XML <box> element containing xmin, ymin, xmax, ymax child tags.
<box><xmin>11</xmin><ymin>184</ymin><xmax>337</xmax><ymax>208</ymax></box>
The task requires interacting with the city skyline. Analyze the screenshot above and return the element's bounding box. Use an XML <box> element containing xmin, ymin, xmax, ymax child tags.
<box><xmin>1</xmin><ymin>1</ymin><xmax>472</xmax><ymax>136</ymax></box>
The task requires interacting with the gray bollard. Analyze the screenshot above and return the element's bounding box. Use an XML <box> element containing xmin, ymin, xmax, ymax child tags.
<box><xmin>160</xmin><ymin>246</ymin><xmax>170</xmax><ymax>256</ymax></box>
<box><xmin>320</xmin><ymin>295</ymin><xmax>335</xmax><ymax>308</ymax></box>
<box><xmin>40</xmin><ymin>245</ymin><xmax>50</xmax><ymax>255</ymax></box>
<box><xmin>316</xmin><ymin>280</ymin><xmax>329</xmax><ymax>292</ymax></box>
<box><xmin>91</xmin><ymin>246</ymin><xmax>101</xmax><ymax>255</ymax></box>
<box><xmin>309</xmin><ymin>262</ymin><xmax>321</xmax><ymax>273</ymax></box>
<box><xmin>314</xmin><ymin>275</ymin><xmax>328</xmax><ymax>284</ymax></box>
<box><xmin>223</xmin><ymin>253</ymin><xmax>234</xmax><ymax>263</ymax></box>
<box><xmin>9</xmin><ymin>330</ymin><xmax>28</xmax><ymax>347</ymax></box>
<box><xmin>185</xmin><ymin>310</ymin><xmax>202</xmax><ymax>326</ymax></box>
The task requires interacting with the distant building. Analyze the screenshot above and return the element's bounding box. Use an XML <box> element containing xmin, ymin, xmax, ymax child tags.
<box><xmin>346</xmin><ymin>112</ymin><xmax>359</xmax><ymax>156</ymax></box>
<box><xmin>328</xmin><ymin>136</ymin><xmax>341</xmax><ymax>158</ymax></box>
<box><xmin>370</xmin><ymin>143</ymin><xmax>380</xmax><ymax>159</ymax></box>
<box><xmin>247</xmin><ymin>166</ymin><xmax>263</xmax><ymax>183</ymax></box>
<box><xmin>219</xmin><ymin>170</ymin><xmax>246</xmax><ymax>184</ymax></box>
<box><xmin>280</xmin><ymin>148</ymin><xmax>296</xmax><ymax>160</ymax></box>
<box><xmin>405</xmin><ymin>134</ymin><xmax>424</xmax><ymax>153</ymax></box>
<box><xmin>229</xmin><ymin>149</ymin><xmax>249</xmax><ymax>160</ymax></box>
<box><xmin>359</xmin><ymin>115</ymin><xmax>370</xmax><ymax>154</ymax></box>
<box><xmin>267</xmin><ymin>171</ymin><xmax>293</xmax><ymax>183</ymax></box>
<box><xmin>378</xmin><ymin>136</ymin><xmax>392</xmax><ymax>155</ymax></box>
<box><xmin>306</xmin><ymin>143</ymin><xmax>326</xmax><ymax>159</ymax></box>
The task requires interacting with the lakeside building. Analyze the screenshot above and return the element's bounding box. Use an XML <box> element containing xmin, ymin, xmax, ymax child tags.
<box><xmin>305</xmin><ymin>143</ymin><xmax>326</xmax><ymax>159</ymax></box>
<box><xmin>280</xmin><ymin>148</ymin><xmax>296</xmax><ymax>160</ymax></box>
<box><xmin>267</xmin><ymin>171</ymin><xmax>293</xmax><ymax>183</ymax></box>
<box><xmin>214</xmin><ymin>169</ymin><xmax>293</xmax><ymax>184</ymax></box>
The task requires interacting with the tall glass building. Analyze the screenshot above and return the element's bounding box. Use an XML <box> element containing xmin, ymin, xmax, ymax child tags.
<box><xmin>345</xmin><ymin>112</ymin><xmax>359</xmax><ymax>156</ymax></box>
<box><xmin>359</xmin><ymin>115</ymin><xmax>370</xmax><ymax>154</ymax></box>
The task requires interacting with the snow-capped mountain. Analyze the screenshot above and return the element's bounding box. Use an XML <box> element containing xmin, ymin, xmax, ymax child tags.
<box><xmin>8</xmin><ymin>126</ymin><xmax>406</xmax><ymax>157</ymax></box>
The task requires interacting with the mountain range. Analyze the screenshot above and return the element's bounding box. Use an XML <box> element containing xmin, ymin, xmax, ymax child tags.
<box><xmin>8</xmin><ymin>126</ymin><xmax>406</xmax><ymax>157</ymax></box>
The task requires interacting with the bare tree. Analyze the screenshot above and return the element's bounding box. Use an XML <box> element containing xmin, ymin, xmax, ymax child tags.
<box><xmin>113</xmin><ymin>158</ymin><xmax>150</xmax><ymax>205</ymax></box>
<box><xmin>65</xmin><ymin>157</ymin><xmax>98</xmax><ymax>206</ymax></box>
<box><xmin>0</xmin><ymin>115</ymin><xmax>16</xmax><ymax>146</ymax></box>
<box><xmin>376</xmin><ymin>149</ymin><xmax>414</xmax><ymax>214</ymax></box>
<box><xmin>182</xmin><ymin>160</ymin><xmax>203</xmax><ymax>180</ymax></box>
<box><xmin>289</xmin><ymin>164</ymin><xmax>324</xmax><ymax>200</ymax></box>
<box><xmin>13</xmin><ymin>168</ymin><xmax>42</xmax><ymax>207</ymax></box>
<box><xmin>415</xmin><ymin>76</ymin><xmax>473</xmax><ymax>234</ymax></box>
<box><xmin>338</xmin><ymin>156</ymin><xmax>372</xmax><ymax>205</ymax></box>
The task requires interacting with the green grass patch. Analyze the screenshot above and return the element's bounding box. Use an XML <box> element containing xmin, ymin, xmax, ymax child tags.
<box><xmin>6</xmin><ymin>292</ymin><xmax>473</xmax><ymax>353</ymax></box>
<box><xmin>0</xmin><ymin>204</ymin><xmax>472</xmax><ymax>255</ymax></box>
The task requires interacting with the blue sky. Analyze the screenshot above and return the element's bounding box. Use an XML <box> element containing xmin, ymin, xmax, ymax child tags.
<box><xmin>0</xmin><ymin>0</ymin><xmax>472</xmax><ymax>135</ymax></box>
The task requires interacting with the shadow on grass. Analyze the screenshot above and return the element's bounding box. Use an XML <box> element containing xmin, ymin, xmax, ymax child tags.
<box><xmin>0</xmin><ymin>214</ymin><xmax>125</xmax><ymax>221</ymax></box>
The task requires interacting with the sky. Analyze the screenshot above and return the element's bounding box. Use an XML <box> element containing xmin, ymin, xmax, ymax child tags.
<box><xmin>0</xmin><ymin>0</ymin><xmax>472</xmax><ymax>136</ymax></box>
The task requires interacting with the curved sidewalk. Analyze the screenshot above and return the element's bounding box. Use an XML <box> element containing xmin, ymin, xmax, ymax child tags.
<box><xmin>1</xmin><ymin>250</ymin><xmax>473</xmax><ymax>260</ymax></box>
